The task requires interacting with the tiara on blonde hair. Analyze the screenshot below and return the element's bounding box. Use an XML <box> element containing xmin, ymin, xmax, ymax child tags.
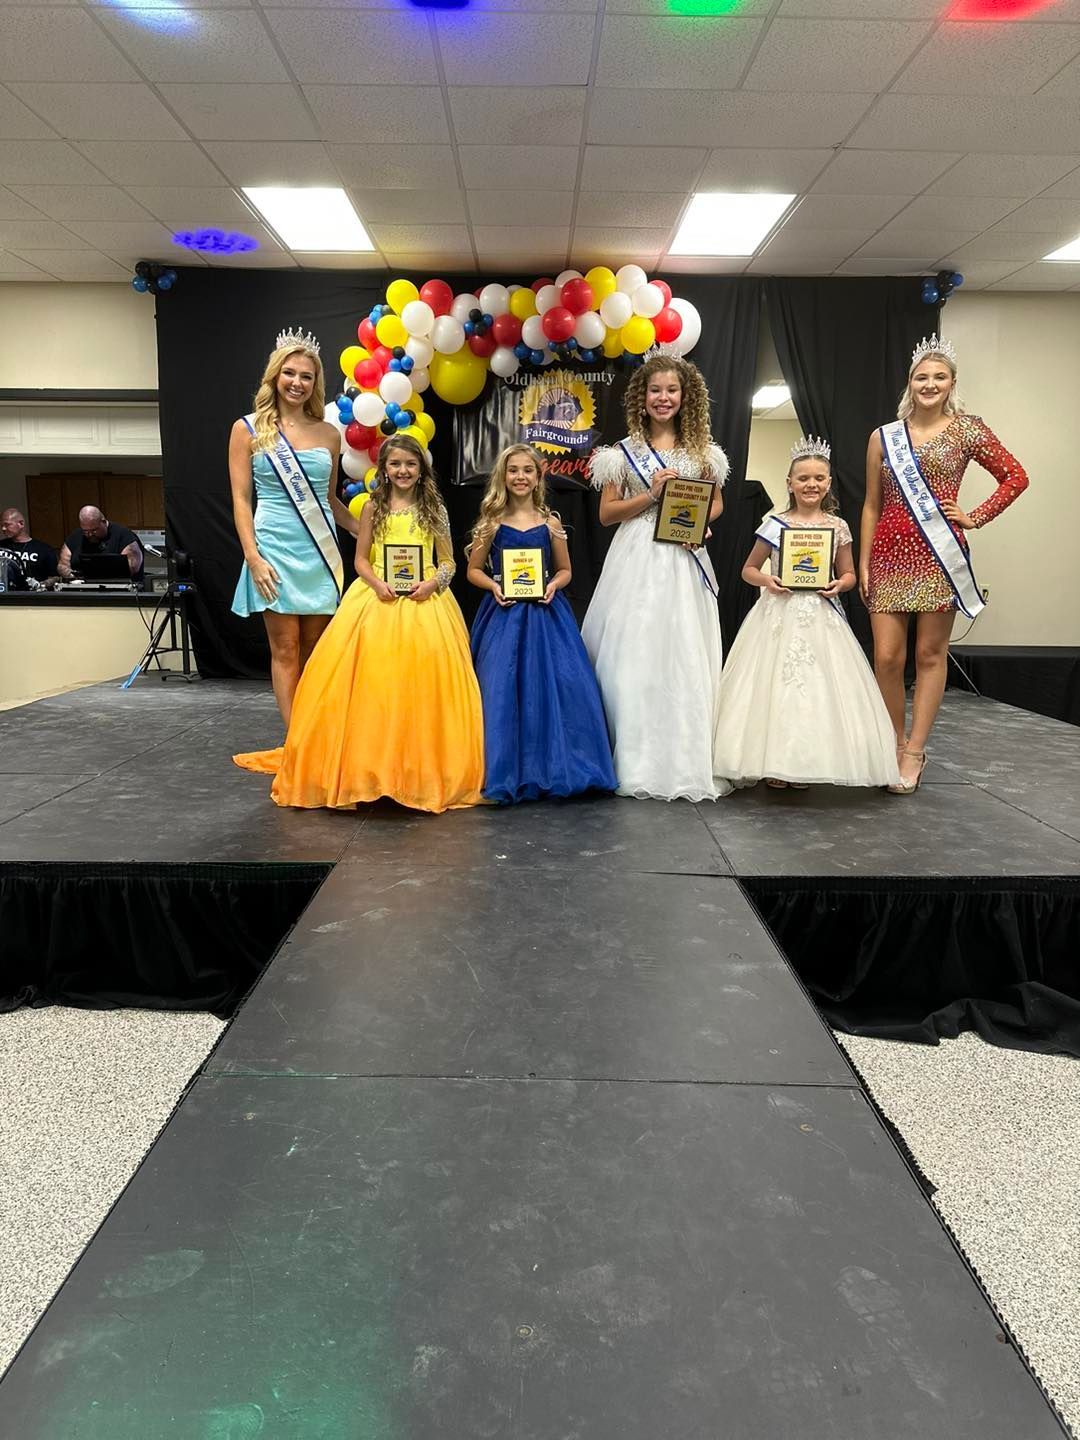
<box><xmin>911</xmin><ymin>334</ymin><xmax>956</xmax><ymax>370</ymax></box>
<box><xmin>276</xmin><ymin>325</ymin><xmax>321</xmax><ymax>357</ymax></box>
<box><xmin>790</xmin><ymin>434</ymin><xmax>831</xmax><ymax>463</ymax></box>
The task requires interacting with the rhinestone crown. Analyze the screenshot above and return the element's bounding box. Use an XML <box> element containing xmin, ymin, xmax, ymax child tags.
<box><xmin>275</xmin><ymin>325</ymin><xmax>321</xmax><ymax>357</ymax></box>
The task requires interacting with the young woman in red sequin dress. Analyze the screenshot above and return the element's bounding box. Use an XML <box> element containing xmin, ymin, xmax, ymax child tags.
<box><xmin>860</xmin><ymin>341</ymin><xmax>1028</xmax><ymax>793</ymax></box>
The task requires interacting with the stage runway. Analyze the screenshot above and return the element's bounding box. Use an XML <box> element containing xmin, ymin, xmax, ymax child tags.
<box><xmin>0</xmin><ymin>681</ymin><xmax>1076</xmax><ymax>1437</ymax></box>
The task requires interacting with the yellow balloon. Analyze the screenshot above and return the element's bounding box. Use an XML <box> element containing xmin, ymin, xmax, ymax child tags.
<box><xmin>509</xmin><ymin>287</ymin><xmax>538</xmax><ymax>321</ymax></box>
<box><xmin>339</xmin><ymin>344</ymin><xmax>364</xmax><ymax>378</ymax></box>
<box><xmin>585</xmin><ymin>266</ymin><xmax>617</xmax><ymax>306</ymax></box>
<box><xmin>364</xmin><ymin>466</ymin><xmax>377</xmax><ymax>486</ymax></box>
<box><xmin>415</xmin><ymin>411</ymin><xmax>436</xmax><ymax>442</ymax></box>
<box><xmin>399</xmin><ymin>424</ymin><xmax>427</xmax><ymax>447</ymax></box>
<box><xmin>376</xmin><ymin>313</ymin><xmax>408</xmax><ymax>348</ymax></box>
<box><xmin>429</xmin><ymin>346</ymin><xmax>488</xmax><ymax>406</ymax></box>
<box><xmin>621</xmin><ymin>315</ymin><xmax>656</xmax><ymax>355</ymax></box>
<box><xmin>386</xmin><ymin>278</ymin><xmax>419</xmax><ymax>315</ymax></box>
<box><xmin>348</xmin><ymin>492</ymin><xmax>370</xmax><ymax>519</ymax></box>
<box><xmin>409</xmin><ymin>390</ymin><xmax>425</xmax><ymax>413</ymax></box>
<box><xmin>602</xmin><ymin>325</ymin><xmax>625</xmax><ymax>359</ymax></box>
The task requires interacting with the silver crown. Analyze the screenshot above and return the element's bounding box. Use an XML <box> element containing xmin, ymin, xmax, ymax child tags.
<box><xmin>911</xmin><ymin>334</ymin><xmax>956</xmax><ymax>370</ymax></box>
<box><xmin>641</xmin><ymin>342</ymin><xmax>684</xmax><ymax>363</ymax></box>
<box><xmin>790</xmin><ymin>434</ymin><xmax>831</xmax><ymax>463</ymax></box>
<box><xmin>275</xmin><ymin>324</ymin><xmax>321</xmax><ymax>357</ymax></box>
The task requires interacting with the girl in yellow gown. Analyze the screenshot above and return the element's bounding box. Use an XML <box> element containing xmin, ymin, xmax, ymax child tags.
<box><xmin>235</xmin><ymin>436</ymin><xmax>484</xmax><ymax>812</ymax></box>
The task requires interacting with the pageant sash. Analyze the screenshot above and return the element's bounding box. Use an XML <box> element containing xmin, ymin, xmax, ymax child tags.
<box><xmin>244</xmin><ymin>415</ymin><xmax>343</xmax><ymax>598</ymax></box>
<box><xmin>880</xmin><ymin>421</ymin><xmax>983</xmax><ymax>620</ymax></box>
<box><xmin>619</xmin><ymin>435</ymin><xmax>718</xmax><ymax>598</ymax></box>
<box><xmin>756</xmin><ymin>515</ymin><xmax>845</xmax><ymax>617</ymax></box>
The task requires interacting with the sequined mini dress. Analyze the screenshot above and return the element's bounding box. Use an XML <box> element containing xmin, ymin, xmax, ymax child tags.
<box><xmin>867</xmin><ymin>414</ymin><xmax>1028</xmax><ymax>614</ymax></box>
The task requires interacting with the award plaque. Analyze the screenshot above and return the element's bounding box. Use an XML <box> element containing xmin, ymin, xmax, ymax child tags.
<box><xmin>652</xmin><ymin>479</ymin><xmax>715</xmax><ymax>547</ymax></box>
<box><xmin>777</xmin><ymin>527</ymin><xmax>836</xmax><ymax>591</ymax></box>
<box><xmin>383</xmin><ymin>543</ymin><xmax>425</xmax><ymax>594</ymax></box>
<box><xmin>500</xmin><ymin>546</ymin><xmax>545</xmax><ymax>600</ymax></box>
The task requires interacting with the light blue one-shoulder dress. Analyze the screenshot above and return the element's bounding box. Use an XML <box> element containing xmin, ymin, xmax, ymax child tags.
<box><xmin>231</xmin><ymin>446</ymin><xmax>340</xmax><ymax>616</ymax></box>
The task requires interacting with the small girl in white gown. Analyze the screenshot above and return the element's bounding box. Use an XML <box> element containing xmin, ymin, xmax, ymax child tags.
<box><xmin>582</xmin><ymin>351</ymin><xmax>731</xmax><ymax>802</ymax></box>
<box><xmin>714</xmin><ymin>436</ymin><xmax>900</xmax><ymax>790</ymax></box>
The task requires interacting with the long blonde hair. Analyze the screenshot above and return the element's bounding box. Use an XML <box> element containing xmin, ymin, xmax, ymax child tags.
<box><xmin>365</xmin><ymin>435</ymin><xmax>448</xmax><ymax>542</ymax></box>
<box><xmin>250</xmin><ymin>344</ymin><xmax>326</xmax><ymax>454</ymax></box>
<box><xmin>468</xmin><ymin>444</ymin><xmax>554</xmax><ymax>556</ymax></box>
<box><xmin>897</xmin><ymin>350</ymin><xmax>964</xmax><ymax>421</ymax></box>
<box><xmin>624</xmin><ymin>354</ymin><xmax>714</xmax><ymax>463</ymax></box>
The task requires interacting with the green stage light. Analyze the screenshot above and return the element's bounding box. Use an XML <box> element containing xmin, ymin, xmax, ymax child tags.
<box><xmin>668</xmin><ymin>0</ymin><xmax>745</xmax><ymax>13</ymax></box>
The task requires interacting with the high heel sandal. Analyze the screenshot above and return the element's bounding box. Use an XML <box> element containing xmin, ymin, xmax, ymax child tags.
<box><xmin>887</xmin><ymin>748</ymin><xmax>926</xmax><ymax>795</ymax></box>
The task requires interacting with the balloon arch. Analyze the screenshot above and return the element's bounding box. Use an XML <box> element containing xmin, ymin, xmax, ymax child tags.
<box><xmin>324</xmin><ymin>265</ymin><xmax>703</xmax><ymax>517</ymax></box>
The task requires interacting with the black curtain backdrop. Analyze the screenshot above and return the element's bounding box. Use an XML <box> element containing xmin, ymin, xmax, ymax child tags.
<box><xmin>764</xmin><ymin>278</ymin><xmax>939</xmax><ymax>645</ymax></box>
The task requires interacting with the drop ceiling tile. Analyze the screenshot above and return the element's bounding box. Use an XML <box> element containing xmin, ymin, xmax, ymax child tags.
<box><xmin>265</xmin><ymin>10</ymin><xmax>437</xmax><ymax>86</ymax></box>
<box><xmin>1039</xmin><ymin>54</ymin><xmax>1080</xmax><ymax>101</ymax></box>
<box><xmin>849</xmin><ymin>95</ymin><xmax>1080</xmax><ymax>154</ymax></box>
<box><xmin>776</xmin><ymin>0</ymin><xmax>941</xmax><ymax>13</ymax></box>
<box><xmin>890</xmin><ymin>195</ymin><xmax>1026</xmax><ymax>231</ymax></box>
<box><xmin>7</xmin><ymin>83</ymin><xmax>186</xmax><ymax>142</ymax></box>
<box><xmin>78</xmin><ymin>141</ymin><xmax>224</xmax><ymax>187</ymax></box>
<box><xmin>660</xmin><ymin>255</ymin><xmax>748</xmax><ymax>275</ymax></box>
<box><xmin>989</xmin><ymin>196</ymin><xmax>1080</xmax><ymax>233</ymax></box>
<box><xmin>0</xmin><ymin>249</ymin><xmax>48</xmax><ymax>278</ymax></box>
<box><xmin>0</xmin><ymin>185</ymin><xmax>47</xmax><ymax>220</ymax></box>
<box><xmin>467</xmin><ymin>190</ymin><xmax>575</xmax><ymax>226</ymax></box>
<box><xmin>606</xmin><ymin>0</ymin><xmax>771</xmax><ymax>11</ymax></box>
<box><xmin>158</xmin><ymin>84</ymin><xmax>318</xmax><ymax>142</ymax></box>
<box><xmin>459</xmin><ymin>146</ymin><xmax>578</xmax><ymax>191</ymax></box>
<box><xmin>350</xmin><ymin>189</ymin><xmax>467</xmax><ymax>225</ymax></box>
<box><xmin>298</xmin><ymin>251</ymin><xmax>388</xmax><ymax>271</ymax></box>
<box><xmin>1042</xmin><ymin>164</ymin><xmax>1080</xmax><ymax>198</ymax></box>
<box><xmin>572</xmin><ymin>225</ymin><xmax>670</xmax><ymax>257</ymax></box>
<box><xmin>757</xmin><ymin>225</ymin><xmax>879</xmax><ymax>260</ymax></box>
<box><xmin>745</xmin><ymin>257</ymin><xmax>836</xmax><ymax>275</ymax></box>
<box><xmin>785</xmin><ymin>194</ymin><xmax>909</xmax><ymax>229</ymax></box>
<box><xmin>449</xmin><ymin>87</ymin><xmax>585</xmax><ymax>148</ymax></box>
<box><xmin>476</xmin><ymin>254</ymin><xmax>556</xmax><ymax>273</ymax></box>
<box><xmin>205</xmin><ymin>141</ymin><xmax>340</xmax><ymax>187</ymax></box>
<box><xmin>304</xmin><ymin>86</ymin><xmax>450</xmax><ymax>145</ymax></box>
<box><xmin>472</xmin><ymin>224</ymin><xmax>570</xmax><ymax>254</ymax></box>
<box><xmin>812</xmin><ymin>149</ymin><xmax>960</xmax><ymax>195</ymax></box>
<box><xmin>930</xmin><ymin>231</ymin><xmax>1053</xmax><ymax>263</ymax></box>
<box><xmin>833</xmin><ymin>258</ymin><xmax>933</xmax><ymax>276</ymax></box>
<box><xmin>0</xmin><ymin>9</ymin><xmax>136</xmax><ymax>83</ymax></box>
<box><xmin>97</xmin><ymin>10</ymin><xmax>288</xmax><ymax>84</ymax></box>
<box><xmin>917</xmin><ymin>260</ymin><xmax>1025</xmax><ymax>289</ymax></box>
<box><xmin>698</xmin><ymin>148</ymin><xmax>831</xmax><ymax>192</ymax></box>
<box><xmin>128</xmin><ymin>186</ymin><xmax>256</xmax><ymax>226</ymax></box>
<box><xmin>202</xmin><ymin>247</ymin><xmax>297</xmax><ymax>268</ymax></box>
<box><xmin>855</xmin><ymin>228</ymin><xmax>977</xmax><ymax>261</ymax></box>
<box><xmin>597</xmin><ymin>14</ymin><xmax>763</xmax><ymax>89</ymax></box>
<box><xmin>744</xmin><ymin>18</ymin><xmax>930</xmax><ymax>92</ymax></box>
<box><xmin>11</xmin><ymin>248</ymin><xmax>131</xmax><ymax>280</ymax></box>
<box><xmin>924</xmin><ymin>153</ymin><xmax>1080</xmax><ymax>199</ymax></box>
<box><xmin>328</xmin><ymin>144</ymin><xmax>456</xmax><ymax>190</ymax></box>
<box><xmin>0</xmin><ymin>218</ymin><xmax>92</xmax><ymax>249</ymax></box>
<box><xmin>573</xmin><ymin>246</ymin><xmax>661</xmax><ymax>270</ymax></box>
<box><xmin>588</xmin><ymin>89</ymin><xmax>873</xmax><ymax>149</ymax></box>
<box><xmin>0</xmin><ymin>143</ymin><xmax>111</xmax><ymax>186</ymax></box>
<box><xmin>574</xmin><ymin>191</ymin><xmax>684</xmax><ymax>228</ymax></box>
<box><xmin>893</xmin><ymin>22</ymin><xmax>1080</xmax><ymax>97</ymax></box>
<box><xmin>370</xmin><ymin>223</ymin><xmax>472</xmax><ymax>255</ymax></box>
<box><xmin>435</xmin><ymin>11</ymin><xmax>596</xmax><ymax>86</ymax></box>
<box><xmin>9</xmin><ymin>184</ymin><xmax>154</xmax><ymax>222</ymax></box>
<box><xmin>170</xmin><ymin>216</ymin><xmax>283</xmax><ymax>252</ymax></box>
<box><xmin>989</xmin><ymin>261</ymin><xmax>1080</xmax><ymax>290</ymax></box>
<box><xmin>86</xmin><ymin>0</ymin><xmax>254</xmax><ymax>6</ymax></box>
<box><xmin>0</xmin><ymin>81</ymin><xmax>55</xmax><ymax>139</ymax></box>
<box><xmin>581</xmin><ymin>146</ymin><xmax>706</xmax><ymax>194</ymax></box>
<box><xmin>60</xmin><ymin>219</ymin><xmax>179</xmax><ymax>254</ymax></box>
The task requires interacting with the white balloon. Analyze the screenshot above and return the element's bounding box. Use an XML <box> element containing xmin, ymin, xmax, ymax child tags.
<box><xmin>401</xmin><ymin>299</ymin><xmax>434</xmax><ymax>337</ymax></box>
<box><xmin>507</xmin><ymin>283</ymin><xmax>523</xmax><ymax>294</ymax></box>
<box><xmin>479</xmin><ymin>282</ymin><xmax>509</xmax><ymax>316</ymax></box>
<box><xmin>379</xmin><ymin>370</ymin><xmax>413</xmax><ymax>406</ymax></box>
<box><xmin>341</xmin><ymin>449</ymin><xmax>367</xmax><ymax>480</ymax></box>
<box><xmin>574</xmin><ymin>311</ymin><xmax>605</xmax><ymax>349</ymax></box>
<box><xmin>489</xmin><ymin>345</ymin><xmax>520</xmax><ymax>379</ymax></box>
<box><xmin>405</xmin><ymin>336</ymin><xmax>433</xmax><ymax>367</ymax></box>
<box><xmin>555</xmin><ymin>269</ymin><xmax>583</xmax><ymax>288</ymax></box>
<box><xmin>323</xmin><ymin>401</ymin><xmax>345</xmax><ymax>431</ymax></box>
<box><xmin>599</xmin><ymin>292</ymin><xmax>633</xmax><ymax>329</ymax></box>
<box><xmin>353</xmin><ymin>391</ymin><xmax>385</xmax><ymax>428</ymax></box>
<box><xmin>632</xmin><ymin>283</ymin><xmax>664</xmax><ymax>319</ymax></box>
<box><xmin>669</xmin><ymin>297</ymin><xmax>702</xmax><ymax>356</ymax></box>
<box><xmin>431</xmin><ymin>314</ymin><xmax>466</xmax><ymax>354</ymax></box>
<box><xmin>410</xmin><ymin>367</ymin><xmax>430</xmax><ymax>393</ymax></box>
<box><xmin>521</xmin><ymin>314</ymin><xmax>546</xmax><ymax>349</ymax></box>
<box><xmin>450</xmin><ymin>293</ymin><xmax>476</xmax><ymax>323</ymax></box>
<box><xmin>616</xmin><ymin>263</ymin><xmax>647</xmax><ymax>295</ymax></box>
<box><xmin>535</xmin><ymin>284</ymin><xmax>561</xmax><ymax>315</ymax></box>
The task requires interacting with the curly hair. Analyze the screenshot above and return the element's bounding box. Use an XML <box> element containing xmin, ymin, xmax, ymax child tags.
<box><xmin>782</xmin><ymin>454</ymin><xmax>840</xmax><ymax>515</ymax></box>
<box><xmin>249</xmin><ymin>344</ymin><xmax>325</xmax><ymax>454</ymax></box>
<box><xmin>468</xmin><ymin>444</ymin><xmax>556</xmax><ymax>556</ymax></box>
<box><xmin>897</xmin><ymin>350</ymin><xmax>964</xmax><ymax>421</ymax></box>
<box><xmin>366</xmin><ymin>434</ymin><xmax>448</xmax><ymax>542</ymax></box>
<box><xmin>624</xmin><ymin>354</ymin><xmax>714</xmax><ymax>462</ymax></box>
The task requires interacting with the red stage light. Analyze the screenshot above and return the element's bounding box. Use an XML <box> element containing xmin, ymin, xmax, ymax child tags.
<box><xmin>950</xmin><ymin>0</ymin><xmax>1059</xmax><ymax>18</ymax></box>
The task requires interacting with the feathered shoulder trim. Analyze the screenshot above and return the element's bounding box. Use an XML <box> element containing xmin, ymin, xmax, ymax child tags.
<box><xmin>587</xmin><ymin>444</ymin><xmax>630</xmax><ymax>493</ymax></box>
<box><xmin>704</xmin><ymin>442</ymin><xmax>730</xmax><ymax>488</ymax></box>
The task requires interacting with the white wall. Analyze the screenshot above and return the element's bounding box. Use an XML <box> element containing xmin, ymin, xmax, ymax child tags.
<box><xmin>0</xmin><ymin>284</ymin><xmax>157</xmax><ymax>390</ymax></box>
<box><xmin>746</xmin><ymin>418</ymin><xmax>802</xmax><ymax>512</ymax></box>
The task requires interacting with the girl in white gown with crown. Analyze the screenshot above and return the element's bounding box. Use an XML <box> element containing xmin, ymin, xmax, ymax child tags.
<box><xmin>581</xmin><ymin>353</ymin><xmax>731</xmax><ymax>801</ymax></box>
<box><xmin>713</xmin><ymin>436</ymin><xmax>900</xmax><ymax>790</ymax></box>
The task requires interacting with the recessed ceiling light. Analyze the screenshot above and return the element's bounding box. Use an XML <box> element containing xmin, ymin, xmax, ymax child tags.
<box><xmin>1043</xmin><ymin>235</ymin><xmax>1080</xmax><ymax>262</ymax></box>
<box><xmin>752</xmin><ymin>384</ymin><xmax>791</xmax><ymax>410</ymax></box>
<box><xmin>669</xmin><ymin>192</ymin><xmax>795</xmax><ymax>257</ymax></box>
<box><xmin>242</xmin><ymin>187</ymin><xmax>374</xmax><ymax>253</ymax></box>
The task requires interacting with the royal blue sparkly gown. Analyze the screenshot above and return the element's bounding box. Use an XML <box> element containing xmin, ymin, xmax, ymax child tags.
<box><xmin>470</xmin><ymin>522</ymin><xmax>616</xmax><ymax>804</ymax></box>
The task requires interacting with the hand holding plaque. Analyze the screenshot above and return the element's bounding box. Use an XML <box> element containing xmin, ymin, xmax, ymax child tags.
<box><xmin>383</xmin><ymin>543</ymin><xmax>425</xmax><ymax>595</ymax></box>
<box><xmin>652</xmin><ymin>479</ymin><xmax>715</xmax><ymax>548</ymax></box>
<box><xmin>500</xmin><ymin>546</ymin><xmax>545</xmax><ymax>600</ymax></box>
<box><xmin>776</xmin><ymin>527</ymin><xmax>836</xmax><ymax>591</ymax></box>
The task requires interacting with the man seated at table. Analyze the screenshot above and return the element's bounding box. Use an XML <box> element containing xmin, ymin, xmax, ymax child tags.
<box><xmin>59</xmin><ymin>506</ymin><xmax>144</xmax><ymax>587</ymax></box>
<box><xmin>0</xmin><ymin>508</ymin><xmax>59</xmax><ymax>587</ymax></box>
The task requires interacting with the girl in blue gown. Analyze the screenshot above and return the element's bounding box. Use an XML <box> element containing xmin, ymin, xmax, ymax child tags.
<box><xmin>467</xmin><ymin>445</ymin><xmax>616</xmax><ymax>804</ymax></box>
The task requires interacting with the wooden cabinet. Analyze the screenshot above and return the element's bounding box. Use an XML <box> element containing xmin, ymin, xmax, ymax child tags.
<box><xmin>26</xmin><ymin>472</ymin><xmax>165</xmax><ymax>548</ymax></box>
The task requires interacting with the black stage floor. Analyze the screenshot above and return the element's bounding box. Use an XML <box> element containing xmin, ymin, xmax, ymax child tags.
<box><xmin>1</xmin><ymin>681</ymin><xmax>1076</xmax><ymax>1438</ymax></box>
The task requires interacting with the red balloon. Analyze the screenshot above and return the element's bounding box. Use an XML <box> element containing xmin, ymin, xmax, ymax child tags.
<box><xmin>652</xmin><ymin>280</ymin><xmax>672</xmax><ymax>306</ymax></box>
<box><xmin>531</xmin><ymin>276</ymin><xmax>555</xmax><ymax>293</ymax></box>
<box><xmin>491</xmin><ymin>312</ymin><xmax>522</xmax><ymax>347</ymax></box>
<box><xmin>371</xmin><ymin>345</ymin><xmax>393</xmax><ymax>371</ymax></box>
<box><xmin>358</xmin><ymin>318</ymin><xmax>378</xmax><ymax>350</ymax></box>
<box><xmin>560</xmin><ymin>278</ymin><xmax>593</xmax><ymax>315</ymax></box>
<box><xmin>368</xmin><ymin>438</ymin><xmax>384</xmax><ymax>465</ymax></box>
<box><xmin>355</xmin><ymin>358</ymin><xmax>383</xmax><ymax>388</ymax></box>
<box><xmin>467</xmin><ymin>331</ymin><xmax>497</xmax><ymax>358</ymax></box>
<box><xmin>653</xmin><ymin>306</ymin><xmax>684</xmax><ymax>344</ymax></box>
<box><xmin>345</xmin><ymin>421</ymin><xmax>374</xmax><ymax>449</ymax></box>
<box><xmin>541</xmin><ymin>305</ymin><xmax>575</xmax><ymax>343</ymax></box>
<box><xmin>419</xmin><ymin>278</ymin><xmax>452</xmax><ymax>316</ymax></box>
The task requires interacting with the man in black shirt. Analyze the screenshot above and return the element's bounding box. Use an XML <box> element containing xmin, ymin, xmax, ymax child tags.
<box><xmin>59</xmin><ymin>506</ymin><xmax>144</xmax><ymax>586</ymax></box>
<box><xmin>0</xmin><ymin>508</ymin><xmax>59</xmax><ymax>586</ymax></box>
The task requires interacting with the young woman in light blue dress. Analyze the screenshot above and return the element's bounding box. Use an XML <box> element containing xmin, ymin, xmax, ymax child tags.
<box><xmin>229</xmin><ymin>329</ymin><xmax>357</xmax><ymax>725</ymax></box>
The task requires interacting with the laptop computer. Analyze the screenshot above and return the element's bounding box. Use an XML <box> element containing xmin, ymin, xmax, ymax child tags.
<box><xmin>78</xmin><ymin>553</ymin><xmax>132</xmax><ymax>583</ymax></box>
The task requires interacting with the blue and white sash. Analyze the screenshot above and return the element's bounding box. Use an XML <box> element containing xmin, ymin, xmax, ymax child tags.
<box><xmin>244</xmin><ymin>415</ymin><xmax>343</xmax><ymax>599</ymax></box>
<box><xmin>619</xmin><ymin>435</ymin><xmax>717</xmax><ymax>598</ymax></box>
<box><xmin>756</xmin><ymin>514</ymin><xmax>845</xmax><ymax>618</ymax></box>
<box><xmin>880</xmin><ymin>421</ymin><xmax>983</xmax><ymax>620</ymax></box>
